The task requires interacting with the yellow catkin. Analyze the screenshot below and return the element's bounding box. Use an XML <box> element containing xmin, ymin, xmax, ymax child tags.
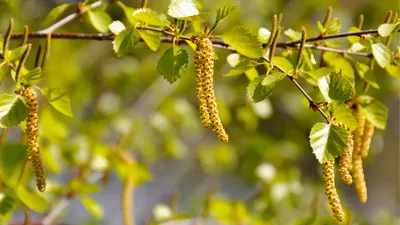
<box><xmin>23</xmin><ymin>86</ymin><xmax>46</xmax><ymax>192</ymax></box>
<box><xmin>360</xmin><ymin>120</ymin><xmax>374</xmax><ymax>159</ymax></box>
<box><xmin>352</xmin><ymin>108</ymin><xmax>365</xmax><ymax>157</ymax></box>
<box><xmin>339</xmin><ymin>132</ymin><xmax>353</xmax><ymax>185</ymax></box>
<box><xmin>192</xmin><ymin>36</ymin><xmax>228</xmax><ymax>142</ymax></box>
<box><xmin>352</xmin><ymin>156</ymin><xmax>368</xmax><ymax>203</ymax></box>
<box><xmin>323</xmin><ymin>160</ymin><xmax>345</xmax><ymax>222</ymax></box>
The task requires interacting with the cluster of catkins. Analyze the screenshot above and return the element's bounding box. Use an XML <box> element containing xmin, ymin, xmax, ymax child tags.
<box><xmin>323</xmin><ymin>107</ymin><xmax>374</xmax><ymax>221</ymax></box>
<box><xmin>22</xmin><ymin>86</ymin><xmax>46</xmax><ymax>192</ymax></box>
<box><xmin>192</xmin><ymin>36</ymin><xmax>228</xmax><ymax>142</ymax></box>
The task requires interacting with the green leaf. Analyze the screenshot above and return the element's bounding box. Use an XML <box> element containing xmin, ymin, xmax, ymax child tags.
<box><xmin>168</xmin><ymin>0</ymin><xmax>199</xmax><ymax>18</ymax></box>
<box><xmin>0</xmin><ymin>194</ymin><xmax>17</xmax><ymax>222</ymax></box>
<box><xmin>247</xmin><ymin>72</ymin><xmax>284</xmax><ymax>103</ymax></box>
<box><xmin>317</xmin><ymin>72</ymin><xmax>353</xmax><ymax>103</ymax></box>
<box><xmin>271</xmin><ymin>56</ymin><xmax>294</xmax><ymax>74</ymax></box>
<box><xmin>355</xmin><ymin>62</ymin><xmax>379</xmax><ymax>89</ymax></box>
<box><xmin>157</xmin><ymin>45</ymin><xmax>188</xmax><ymax>84</ymax></box>
<box><xmin>284</xmin><ymin>28</ymin><xmax>302</xmax><ymax>41</ymax></box>
<box><xmin>378</xmin><ymin>23</ymin><xmax>399</xmax><ymax>37</ymax></box>
<box><xmin>221</xmin><ymin>26</ymin><xmax>262</xmax><ymax>58</ymax></box>
<box><xmin>325</xmin><ymin>18</ymin><xmax>341</xmax><ymax>34</ymax></box>
<box><xmin>0</xmin><ymin>63</ymin><xmax>6</xmax><ymax>85</ymax></box>
<box><xmin>112</xmin><ymin>28</ymin><xmax>140</xmax><ymax>57</ymax></box>
<box><xmin>87</xmin><ymin>10</ymin><xmax>112</xmax><ymax>33</ymax></box>
<box><xmin>0</xmin><ymin>144</ymin><xmax>26</xmax><ymax>188</ymax></box>
<box><xmin>137</xmin><ymin>30</ymin><xmax>162</xmax><ymax>51</ymax></box>
<box><xmin>115</xmin><ymin>162</ymin><xmax>152</xmax><ymax>184</ymax></box>
<box><xmin>323</xmin><ymin>53</ymin><xmax>354</xmax><ymax>81</ymax></box>
<box><xmin>371</xmin><ymin>43</ymin><xmax>391</xmax><ymax>68</ymax></box>
<box><xmin>41</xmin><ymin>4</ymin><xmax>73</xmax><ymax>27</ymax></box>
<box><xmin>309</xmin><ymin>123</ymin><xmax>348</xmax><ymax>164</ymax></box>
<box><xmin>224</xmin><ymin>58</ymin><xmax>261</xmax><ymax>76</ymax></box>
<box><xmin>347</xmin><ymin>27</ymin><xmax>361</xmax><ymax>43</ymax></box>
<box><xmin>360</xmin><ymin>99</ymin><xmax>388</xmax><ymax>130</ymax></box>
<box><xmin>306</xmin><ymin>67</ymin><xmax>331</xmax><ymax>80</ymax></box>
<box><xmin>132</xmin><ymin>8</ymin><xmax>170</xmax><ymax>26</ymax></box>
<box><xmin>80</xmin><ymin>197</ymin><xmax>103</xmax><ymax>219</ymax></box>
<box><xmin>331</xmin><ymin>103</ymin><xmax>357</xmax><ymax>131</ymax></box>
<box><xmin>108</xmin><ymin>21</ymin><xmax>126</xmax><ymax>35</ymax></box>
<box><xmin>0</xmin><ymin>94</ymin><xmax>27</xmax><ymax>128</ymax></box>
<box><xmin>18</xmin><ymin>67</ymin><xmax>42</xmax><ymax>85</ymax></box>
<box><xmin>39</xmin><ymin>87</ymin><xmax>73</xmax><ymax>117</ymax></box>
<box><xmin>117</xmin><ymin>3</ymin><xmax>138</xmax><ymax>26</ymax></box>
<box><xmin>183</xmin><ymin>12</ymin><xmax>209</xmax><ymax>22</ymax></box>
<box><xmin>6</xmin><ymin>45</ymin><xmax>28</xmax><ymax>62</ymax></box>
<box><xmin>16</xmin><ymin>186</ymin><xmax>49</xmax><ymax>212</ymax></box>
<box><xmin>386</xmin><ymin>61</ymin><xmax>400</xmax><ymax>78</ymax></box>
<box><xmin>258</xmin><ymin>27</ymin><xmax>271</xmax><ymax>42</ymax></box>
<box><xmin>210</xmin><ymin>6</ymin><xmax>236</xmax><ymax>32</ymax></box>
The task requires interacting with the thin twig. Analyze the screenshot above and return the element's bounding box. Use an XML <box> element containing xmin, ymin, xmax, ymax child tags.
<box><xmin>37</xmin><ymin>0</ymin><xmax>104</xmax><ymax>34</ymax></box>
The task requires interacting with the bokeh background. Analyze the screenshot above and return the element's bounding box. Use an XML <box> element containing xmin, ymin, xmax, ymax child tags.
<box><xmin>0</xmin><ymin>0</ymin><xmax>399</xmax><ymax>224</ymax></box>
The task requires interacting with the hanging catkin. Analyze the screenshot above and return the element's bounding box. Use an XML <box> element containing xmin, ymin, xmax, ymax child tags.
<box><xmin>322</xmin><ymin>159</ymin><xmax>345</xmax><ymax>222</ymax></box>
<box><xmin>352</xmin><ymin>156</ymin><xmax>368</xmax><ymax>203</ymax></box>
<box><xmin>352</xmin><ymin>107</ymin><xmax>365</xmax><ymax>157</ymax></box>
<box><xmin>339</xmin><ymin>131</ymin><xmax>353</xmax><ymax>184</ymax></box>
<box><xmin>360</xmin><ymin>120</ymin><xmax>374</xmax><ymax>159</ymax></box>
<box><xmin>23</xmin><ymin>86</ymin><xmax>46</xmax><ymax>192</ymax></box>
<box><xmin>192</xmin><ymin>36</ymin><xmax>228</xmax><ymax>142</ymax></box>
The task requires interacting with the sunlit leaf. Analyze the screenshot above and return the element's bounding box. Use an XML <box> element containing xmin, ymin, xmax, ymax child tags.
<box><xmin>157</xmin><ymin>45</ymin><xmax>188</xmax><ymax>84</ymax></box>
<box><xmin>360</xmin><ymin>98</ymin><xmax>388</xmax><ymax>130</ymax></box>
<box><xmin>309</xmin><ymin>123</ymin><xmax>348</xmax><ymax>164</ymax></box>
<box><xmin>6</xmin><ymin>45</ymin><xmax>28</xmax><ymax>62</ymax></box>
<box><xmin>221</xmin><ymin>26</ymin><xmax>262</xmax><ymax>58</ymax></box>
<box><xmin>318</xmin><ymin>72</ymin><xmax>353</xmax><ymax>103</ymax></box>
<box><xmin>347</xmin><ymin>27</ymin><xmax>361</xmax><ymax>43</ymax></box>
<box><xmin>0</xmin><ymin>94</ymin><xmax>27</xmax><ymax>128</ymax></box>
<box><xmin>137</xmin><ymin>30</ymin><xmax>162</xmax><ymax>51</ymax></box>
<box><xmin>331</xmin><ymin>103</ymin><xmax>357</xmax><ymax>131</ymax></box>
<box><xmin>41</xmin><ymin>4</ymin><xmax>73</xmax><ymax>27</ymax></box>
<box><xmin>108</xmin><ymin>21</ymin><xmax>126</xmax><ymax>35</ymax></box>
<box><xmin>224</xmin><ymin>58</ymin><xmax>261</xmax><ymax>76</ymax></box>
<box><xmin>39</xmin><ymin>87</ymin><xmax>73</xmax><ymax>117</ymax></box>
<box><xmin>87</xmin><ymin>10</ymin><xmax>112</xmax><ymax>33</ymax></box>
<box><xmin>306</xmin><ymin>67</ymin><xmax>331</xmax><ymax>80</ymax></box>
<box><xmin>16</xmin><ymin>186</ymin><xmax>49</xmax><ymax>212</ymax></box>
<box><xmin>132</xmin><ymin>8</ymin><xmax>170</xmax><ymax>26</ymax></box>
<box><xmin>168</xmin><ymin>0</ymin><xmax>199</xmax><ymax>18</ymax></box>
<box><xmin>247</xmin><ymin>72</ymin><xmax>285</xmax><ymax>103</ymax></box>
<box><xmin>386</xmin><ymin>61</ymin><xmax>400</xmax><ymax>78</ymax></box>
<box><xmin>284</xmin><ymin>28</ymin><xmax>301</xmax><ymax>41</ymax></box>
<box><xmin>117</xmin><ymin>2</ymin><xmax>138</xmax><ymax>25</ymax></box>
<box><xmin>112</xmin><ymin>28</ymin><xmax>140</xmax><ymax>57</ymax></box>
<box><xmin>271</xmin><ymin>56</ymin><xmax>294</xmax><ymax>74</ymax></box>
<box><xmin>378</xmin><ymin>23</ymin><xmax>399</xmax><ymax>37</ymax></box>
<box><xmin>325</xmin><ymin>18</ymin><xmax>341</xmax><ymax>34</ymax></box>
<box><xmin>371</xmin><ymin>43</ymin><xmax>391</xmax><ymax>68</ymax></box>
<box><xmin>19</xmin><ymin>67</ymin><xmax>42</xmax><ymax>85</ymax></box>
<box><xmin>80</xmin><ymin>197</ymin><xmax>103</xmax><ymax>219</ymax></box>
<box><xmin>0</xmin><ymin>144</ymin><xmax>26</xmax><ymax>188</ymax></box>
<box><xmin>210</xmin><ymin>5</ymin><xmax>236</xmax><ymax>32</ymax></box>
<box><xmin>258</xmin><ymin>27</ymin><xmax>271</xmax><ymax>42</ymax></box>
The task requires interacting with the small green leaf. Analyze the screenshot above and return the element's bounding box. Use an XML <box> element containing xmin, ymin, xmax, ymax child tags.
<box><xmin>132</xmin><ymin>8</ymin><xmax>170</xmax><ymax>26</ymax></box>
<box><xmin>41</xmin><ymin>4</ymin><xmax>73</xmax><ymax>27</ymax></box>
<box><xmin>18</xmin><ymin>67</ymin><xmax>42</xmax><ymax>85</ymax></box>
<box><xmin>258</xmin><ymin>27</ymin><xmax>271</xmax><ymax>42</ymax></box>
<box><xmin>371</xmin><ymin>43</ymin><xmax>391</xmax><ymax>68</ymax></box>
<box><xmin>247</xmin><ymin>72</ymin><xmax>284</xmax><ymax>103</ymax></box>
<box><xmin>378</xmin><ymin>23</ymin><xmax>399</xmax><ymax>37</ymax></box>
<box><xmin>271</xmin><ymin>56</ymin><xmax>294</xmax><ymax>74</ymax></box>
<box><xmin>108</xmin><ymin>21</ymin><xmax>126</xmax><ymax>35</ymax></box>
<box><xmin>318</xmin><ymin>72</ymin><xmax>353</xmax><ymax>103</ymax></box>
<box><xmin>39</xmin><ymin>87</ymin><xmax>73</xmax><ymax>117</ymax></box>
<box><xmin>137</xmin><ymin>30</ymin><xmax>162</xmax><ymax>51</ymax></box>
<box><xmin>309</xmin><ymin>123</ymin><xmax>348</xmax><ymax>164</ymax></box>
<box><xmin>347</xmin><ymin>27</ymin><xmax>361</xmax><ymax>43</ymax></box>
<box><xmin>157</xmin><ymin>45</ymin><xmax>188</xmax><ymax>84</ymax></box>
<box><xmin>355</xmin><ymin>62</ymin><xmax>379</xmax><ymax>89</ymax></box>
<box><xmin>306</xmin><ymin>67</ymin><xmax>331</xmax><ymax>80</ymax></box>
<box><xmin>324</xmin><ymin>53</ymin><xmax>354</xmax><ymax>81</ymax></box>
<box><xmin>317</xmin><ymin>21</ymin><xmax>324</xmax><ymax>33</ymax></box>
<box><xmin>112</xmin><ymin>28</ymin><xmax>140</xmax><ymax>57</ymax></box>
<box><xmin>117</xmin><ymin>3</ymin><xmax>138</xmax><ymax>26</ymax></box>
<box><xmin>210</xmin><ymin>5</ymin><xmax>236</xmax><ymax>32</ymax></box>
<box><xmin>0</xmin><ymin>94</ymin><xmax>27</xmax><ymax>128</ymax></box>
<box><xmin>284</xmin><ymin>28</ymin><xmax>302</xmax><ymax>41</ymax></box>
<box><xmin>325</xmin><ymin>18</ymin><xmax>341</xmax><ymax>34</ymax></box>
<box><xmin>0</xmin><ymin>144</ymin><xmax>26</xmax><ymax>188</ymax></box>
<box><xmin>360</xmin><ymin>99</ymin><xmax>388</xmax><ymax>130</ymax></box>
<box><xmin>0</xmin><ymin>193</ymin><xmax>17</xmax><ymax>223</ymax></box>
<box><xmin>168</xmin><ymin>0</ymin><xmax>199</xmax><ymax>18</ymax></box>
<box><xmin>331</xmin><ymin>103</ymin><xmax>357</xmax><ymax>131</ymax></box>
<box><xmin>183</xmin><ymin>12</ymin><xmax>209</xmax><ymax>22</ymax></box>
<box><xmin>6</xmin><ymin>45</ymin><xmax>28</xmax><ymax>62</ymax></box>
<box><xmin>221</xmin><ymin>26</ymin><xmax>262</xmax><ymax>58</ymax></box>
<box><xmin>224</xmin><ymin>58</ymin><xmax>261</xmax><ymax>76</ymax></box>
<box><xmin>386</xmin><ymin>61</ymin><xmax>400</xmax><ymax>78</ymax></box>
<box><xmin>81</xmin><ymin>197</ymin><xmax>103</xmax><ymax>219</ymax></box>
<box><xmin>16</xmin><ymin>186</ymin><xmax>49</xmax><ymax>212</ymax></box>
<box><xmin>87</xmin><ymin>10</ymin><xmax>112</xmax><ymax>33</ymax></box>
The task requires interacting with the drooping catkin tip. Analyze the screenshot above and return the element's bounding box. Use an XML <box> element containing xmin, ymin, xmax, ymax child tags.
<box><xmin>323</xmin><ymin>160</ymin><xmax>345</xmax><ymax>222</ymax></box>
<box><xmin>352</xmin><ymin>157</ymin><xmax>367</xmax><ymax>203</ymax></box>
